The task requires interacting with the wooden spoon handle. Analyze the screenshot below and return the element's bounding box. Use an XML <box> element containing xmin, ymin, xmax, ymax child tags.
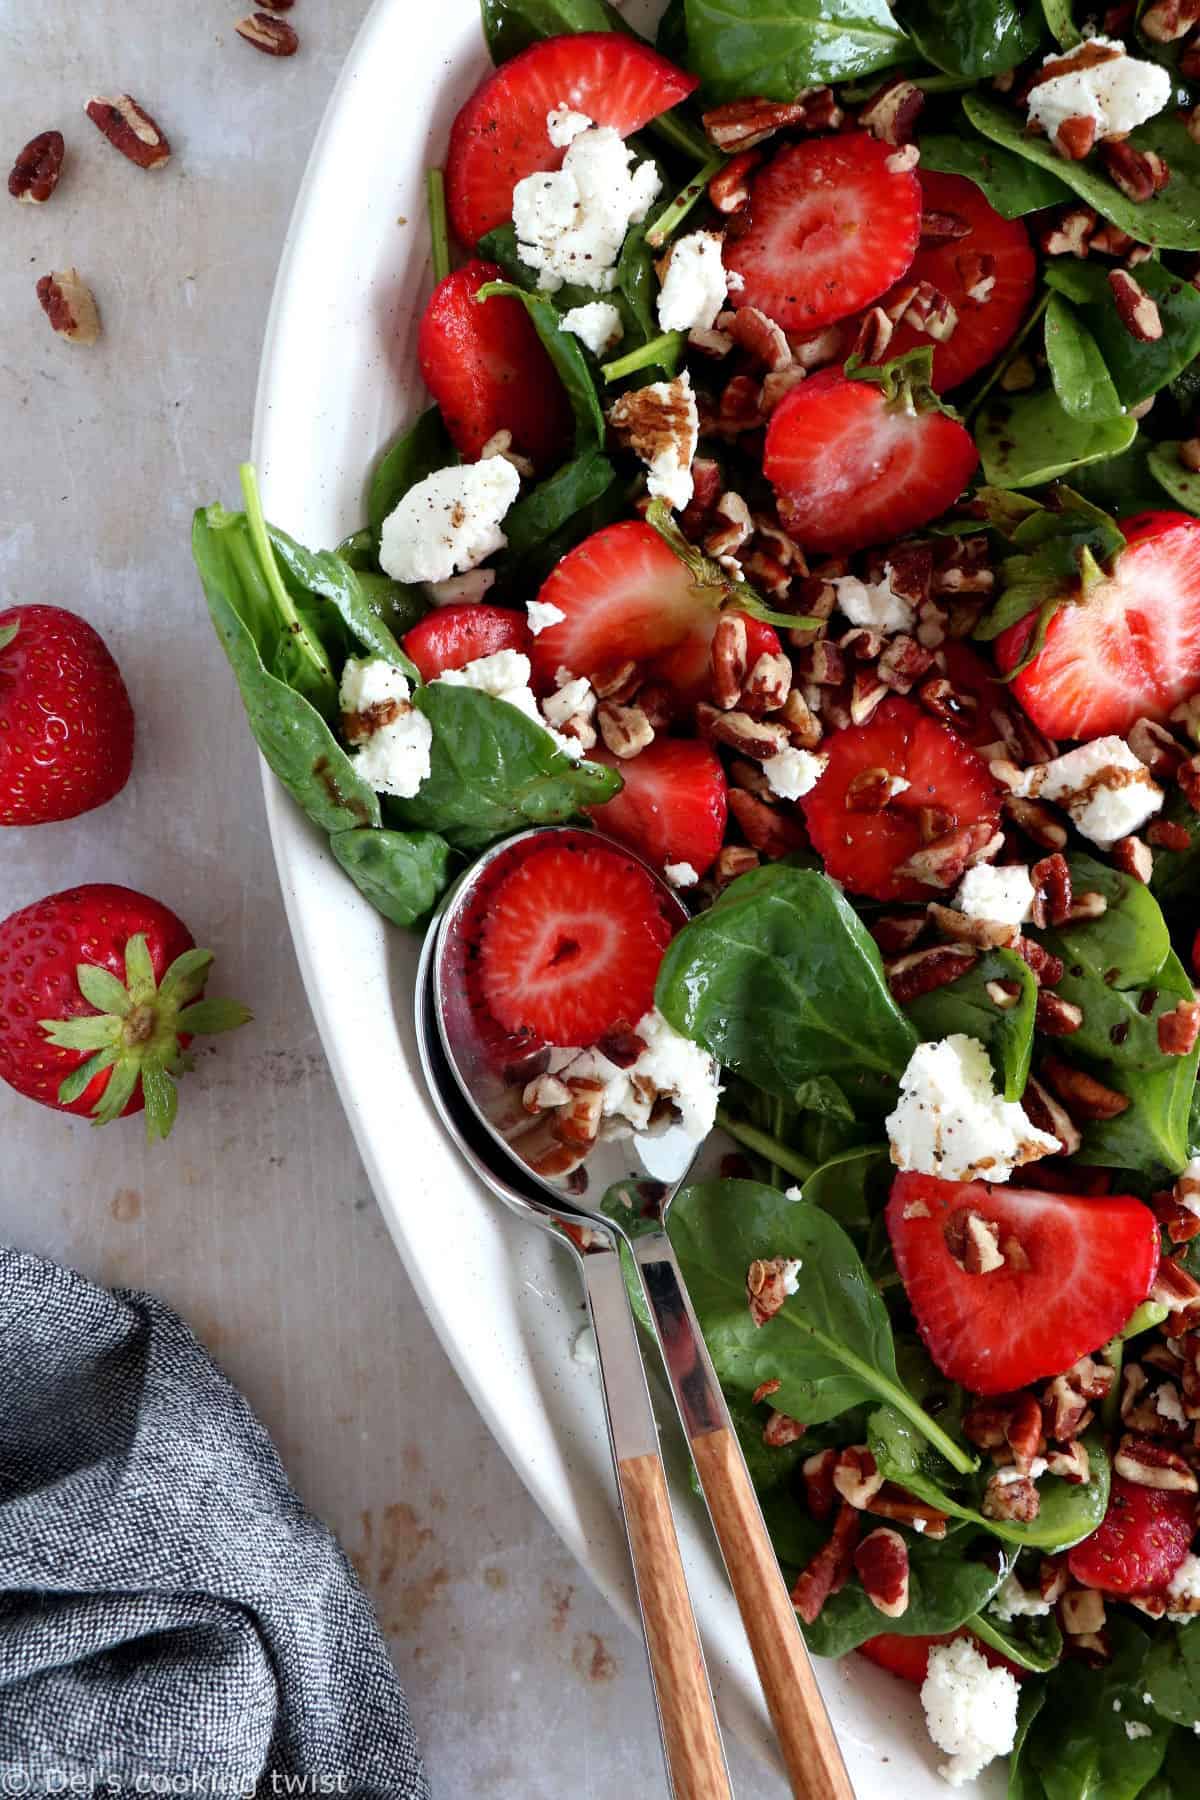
<box><xmin>692</xmin><ymin>1427</ymin><xmax>854</xmax><ymax>1800</ymax></box>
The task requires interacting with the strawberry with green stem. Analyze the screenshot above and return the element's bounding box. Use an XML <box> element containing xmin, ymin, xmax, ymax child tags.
<box><xmin>0</xmin><ymin>884</ymin><xmax>251</xmax><ymax>1141</ymax></box>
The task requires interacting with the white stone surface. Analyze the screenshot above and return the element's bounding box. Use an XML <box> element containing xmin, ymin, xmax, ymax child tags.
<box><xmin>1</xmin><ymin>5</ymin><xmax>781</xmax><ymax>1795</ymax></box>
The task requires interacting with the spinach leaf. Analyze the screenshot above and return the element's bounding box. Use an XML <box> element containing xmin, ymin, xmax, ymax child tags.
<box><xmin>978</xmin><ymin>386</ymin><xmax>1137</xmax><ymax>488</ymax></box>
<box><xmin>391</xmin><ymin>683</ymin><xmax>619</xmax><ymax>850</ymax></box>
<box><xmin>658</xmin><ymin>0</ymin><xmax>689</xmax><ymax>57</ymax></box>
<box><xmin>974</xmin><ymin>486</ymin><xmax>1126</xmax><ymax>648</ymax></box>
<box><xmin>1067</xmin><ymin>438</ymin><xmax>1169</xmax><ymax>515</ymax></box>
<box><xmin>667</xmin><ymin>1179</ymin><xmax>976</xmax><ymax>1467</ymax></box>
<box><xmin>969</xmin><ymin>1604</ymin><xmax>1063</xmax><ymax>1674</ymax></box>
<box><xmin>1024</xmin><ymin>1617</ymin><xmax>1170</xmax><ymax>1798</ymax></box>
<box><xmin>1044</xmin><ymin>294</ymin><xmax>1121</xmax><ymax>421</ymax></box>
<box><xmin>354</xmin><ymin>570</ymin><xmax>430</xmax><ymax>642</ymax></box>
<box><xmin>477</xmin><ymin>281</ymin><xmax>607</xmax><ymax>448</ymax></box>
<box><xmin>1036</xmin><ymin>854</ymin><xmax>1200</xmax><ymax>1174</ymax></box>
<box><xmin>654</xmin><ymin>866</ymin><xmax>919</xmax><ymax>1113</ymax></box>
<box><xmin>329</xmin><ymin>828</ymin><xmax>452</xmax><ymax>929</ymax></box>
<box><xmin>869</xmin><ymin>1405</ymin><xmax>1111</xmax><ymax>1550</ymax></box>
<box><xmin>965</xmin><ymin>96</ymin><xmax>1200</xmax><ymax>250</ymax></box>
<box><xmin>192</xmin><ymin>506</ymin><xmax>381</xmax><ymax>835</ymax></box>
<box><xmin>919</xmin><ymin>128</ymin><xmax>1072</xmax><ymax>217</ymax></box>
<box><xmin>1150</xmin><ymin>787</ymin><xmax>1200</xmax><ymax>908</ymax></box>
<box><xmin>1141</xmin><ymin>1732</ymin><xmax>1199</xmax><ymax>1800</ymax></box>
<box><xmin>1041</xmin><ymin>0</ymin><xmax>1079</xmax><ymax>44</ymax></box>
<box><xmin>906</xmin><ymin>0</ymin><xmax>1042</xmax><ymax>77</ymax></box>
<box><xmin>1009</xmin><ymin>1685</ymin><xmax>1048</xmax><ymax>1800</ymax></box>
<box><xmin>501</xmin><ymin>449</ymin><xmax>617</xmax><ymax>559</ymax></box>
<box><xmin>906</xmin><ymin>945</ymin><xmax>1037</xmax><ymax>1100</ymax></box>
<box><xmin>797</xmin><ymin>1526</ymin><xmax>1012</xmax><ymax>1657</ymax></box>
<box><xmin>1044</xmin><ymin>260</ymin><xmax>1200</xmax><ymax>408</ymax></box>
<box><xmin>1149</xmin><ymin>441</ymin><xmax>1200</xmax><ymax>516</ymax></box>
<box><xmin>682</xmin><ymin>0</ymin><xmax>909</xmax><ymax>102</ymax></box>
<box><xmin>1145</xmin><ymin>1625</ymin><xmax>1200</xmax><ymax>1730</ymax></box>
<box><xmin>368</xmin><ymin>407</ymin><xmax>456</xmax><ymax>547</ymax></box>
<box><xmin>801</xmin><ymin>1144</ymin><xmax>891</xmax><ymax>1239</ymax></box>
<box><xmin>481</xmin><ymin>0</ymin><xmax>632</xmax><ymax>61</ymax></box>
<box><xmin>268</xmin><ymin>525</ymin><xmax>411</xmax><ymax>667</ymax></box>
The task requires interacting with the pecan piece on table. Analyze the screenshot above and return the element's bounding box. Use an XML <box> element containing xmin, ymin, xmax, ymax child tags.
<box><xmin>8</xmin><ymin>129</ymin><xmax>64</xmax><ymax>203</ymax></box>
<box><xmin>235</xmin><ymin>12</ymin><xmax>300</xmax><ymax>53</ymax></box>
<box><xmin>85</xmin><ymin>95</ymin><xmax>170</xmax><ymax>168</ymax></box>
<box><xmin>35</xmin><ymin>269</ymin><xmax>100</xmax><ymax>344</ymax></box>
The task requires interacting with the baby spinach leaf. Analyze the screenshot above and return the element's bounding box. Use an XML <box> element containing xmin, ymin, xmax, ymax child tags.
<box><xmin>969</xmin><ymin>1604</ymin><xmax>1063</xmax><ymax>1673</ymax></box>
<box><xmin>919</xmin><ymin>128</ymin><xmax>1072</xmax><ymax>216</ymax></box>
<box><xmin>965</xmin><ymin>95</ymin><xmax>1200</xmax><ymax>250</ymax></box>
<box><xmin>481</xmin><ymin>0</ymin><xmax>633</xmax><ymax>61</ymax></box>
<box><xmin>1145</xmin><ymin>1625</ymin><xmax>1200</xmax><ymax>1730</ymax></box>
<box><xmin>478</xmin><ymin>281</ymin><xmax>608</xmax><ymax>448</ymax></box>
<box><xmin>354</xmin><ymin>570</ymin><xmax>430</xmax><ymax>642</ymax></box>
<box><xmin>1024</xmin><ymin>1617</ymin><xmax>1170</xmax><ymax>1798</ymax></box>
<box><xmin>268</xmin><ymin>525</ymin><xmax>410</xmax><ymax>667</ymax></box>
<box><xmin>658</xmin><ymin>0</ymin><xmax>689</xmax><ymax>56</ymax></box>
<box><xmin>906</xmin><ymin>945</ymin><xmax>1037</xmax><ymax>1100</ymax></box>
<box><xmin>793</xmin><ymin>1074</ymin><xmax>856</xmax><ymax>1121</ymax></box>
<box><xmin>329</xmin><ymin>828</ymin><xmax>452</xmax><ymax>929</ymax></box>
<box><xmin>1044</xmin><ymin>261</ymin><xmax>1200</xmax><ymax>408</ymax></box>
<box><xmin>391</xmin><ymin>683</ymin><xmax>620</xmax><ymax>850</ymax></box>
<box><xmin>368</xmin><ymin>407</ymin><xmax>456</xmax><ymax>546</ymax></box>
<box><xmin>1150</xmin><ymin>788</ymin><xmax>1200</xmax><ymax>908</ymax></box>
<box><xmin>1036</xmin><ymin>854</ymin><xmax>1200</xmax><ymax>1174</ymax></box>
<box><xmin>906</xmin><ymin>0</ymin><xmax>1043</xmax><ymax>77</ymax></box>
<box><xmin>978</xmin><ymin>386</ymin><xmax>1137</xmax><ymax>488</ymax></box>
<box><xmin>1141</xmin><ymin>1732</ymin><xmax>1200</xmax><ymax>1800</ymax></box>
<box><xmin>682</xmin><ymin>0</ymin><xmax>909</xmax><ymax>102</ymax></box>
<box><xmin>667</xmin><ymin>1179</ymin><xmax>976</xmax><ymax>1467</ymax></box>
<box><xmin>501</xmin><ymin>449</ymin><xmax>617</xmax><ymax>559</ymax></box>
<box><xmin>798</xmin><ymin>1527</ymin><xmax>1012</xmax><ymax>1658</ymax></box>
<box><xmin>1067</xmin><ymin>438</ymin><xmax>1168</xmax><ymax>515</ymax></box>
<box><xmin>1044</xmin><ymin>294</ymin><xmax>1122</xmax><ymax>421</ymax></box>
<box><xmin>1009</xmin><ymin>1685</ymin><xmax>1048</xmax><ymax>1800</ymax></box>
<box><xmin>800</xmin><ymin>1144</ymin><xmax>891</xmax><ymax>1239</ymax></box>
<box><xmin>1041</xmin><ymin>0</ymin><xmax>1079</xmax><ymax>44</ymax></box>
<box><xmin>869</xmin><ymin>1405</ymin><xmax>1111</xmax><ymax>1551</ymax></box>
<box><xmin>1149</xmin><ymin>441</ymin><xmax>1200</xmax><ymax>516</ymax></box>
<box><xmin>974</xmin><ymin>486</ymin><xmax>1126</xmax><ymax>646</ymax></box>
<box><xmin>655</xmin><ymin>866</ymin><xmax>919</xmax><ymax>1113</ymax></box>
<box><xmin>192</xmin><ymin>506</ymin><xmax>381</xmax><ymax>835</ymax></box>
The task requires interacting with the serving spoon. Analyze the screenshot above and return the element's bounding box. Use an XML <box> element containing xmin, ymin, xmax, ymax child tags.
<box><xmin>421</xmin><ymin>825</ymin><xmax>854</xmax><ymax>1800</ymax></box>
<box><xmin>414</xmin><ymin>915</ymin><xmax>732</xmax><ymax>1800</ymax></box>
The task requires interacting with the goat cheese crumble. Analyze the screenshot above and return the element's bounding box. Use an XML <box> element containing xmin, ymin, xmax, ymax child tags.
<box><xmin>1016</xmin><ymin>737</ymin><xmax>1163</xmax><ymax>849</ymax></box>
<box><xmin>560</xmin><ymin>300</ymin><xmax>624</xmax><ymax>357</ymax></box>
<box><xmin>1027</xmin><ymin>37</ymin><xmax>1171</xmax><ymax>146</ymax></box>
<box><xmin>379</xmin><ymin>457</ymin><xmax>520</xmax><ymax>586</ymax></box>
<box><xmin>920</xmin><ymin>1637</ymin><xmax>1020</xmax><ymax>1787</ymax></box>
<box><xmin>656</xmin><ymin>230</ymin><xmax>728</xmax><ymax>333</ymax></box>
<box><xmin>434</xmin><ymin>649</ymin><xmax>582</xmax><ymax>759</ymax></box>
<box><xmin>1167</xmin><ymin>1553</ymin><xmax>1200</xmax><ymax>1622</ymax></box>
<box><xmin>511</xmin><ymin>113</ymin><xmax>661</xmax><ymax>294</ymax></box>
<box><xmin>526</xmin><ymin>600</ymin><xmax>566</xmax><ymax>636</ymax></box>
<box><xmin>989</xmin><ymin>1572</ymin><xmax>1052</xmax><ymax>1624</ymax></box>
<box><xmin>548</xmin><ymin>1008</ymin><xmax>720</xmax><ymax>1143</ymax></box>
<box><xmin>954</xmin><ymin>863</ymin><xmax>1035</xmax><ymax>928</ymax></box>
<box><xmin>664</xmin><ymin>861</ymin><xmax>700</xmax><ymax>888</ymax></box>
<box><xmin>832</xmin><ymin>568</ymin><xmax>916</xmax><ymax>634</ymax></box>
<box><xmin>887</xmin><ymin>1034</ymin><xmax>1059</xmax><ymax>1183</ymax></box>
<box><xmin>763</xmin><ymin>746</ymin><xmax>828</xmax><ymax>801</ymax></box>
<box><xmin>339</xmin><ymin>657</ymin><xmax>433</xmax><ymax>800</ymax></box>
<box><xmin>541</xmin><ymin>676</ymin><xmax>595</xmax><ymax>729</ymax></box>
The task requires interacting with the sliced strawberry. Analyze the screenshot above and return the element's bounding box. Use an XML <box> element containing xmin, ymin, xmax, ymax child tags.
<box><xmin>994</xmin><ymin>511</ymin><xmax>1200</xmax><ymax>739</ymax></box>
<box><xmin>764</xmin><ymin>368</ymin><xmax>978</xmax><ymax>556</ymax></box>
<box><xmin>1068</xmin><ymin>1477</ymin><xmax>1196</xmax><ymax>1596</ymax></box>
<box><xmin>858</xmin><ymin>1631</ymin><xmax>1025</xmax><ymax>1685</ymax></box>
<box><xmin>446</xmin><ymin>33</ymin><xmax>698</xmax><ymax>248</ymax></box>
<box><xmin>886</xmin><ymin>1172</ymin><xmax>1161</xmax><ymax>1395</ymax></box>
<box><xmin>800</xmin><ymin>696</ymin><xmax>1000</xmax><ymax>903</ymax></box>
<box><xmin>723</xmin><ymin>133</ymin><xmax>921</xmax><ymax>334</ymax></box>
<box><xmin>402</xmin><ymin>603</ymin><xmax>531</xmax><ymax>684</ymax></box>
<box><xmin>478</xmin><ymin>836</ymin><xmax>678</xmax><ymax>1045</ymax></box>
<box><xmin>879</xmin><ymin>171</ymin><xmax>1036</xmax><ymax>392</ymax></box>
<box><xmin>938</xmin><ymin>638</ymin><xmax>1013</xmax><ymax>751</ymax></box>
<box><xmin>417</xmin><ymin>260</ymin><xmax>572</xmax><ymax>470</ymax></box>
<box><xmin>587</xmin><ymin>737</ymin><xmax>728</xmax><ymax>879</ymax></box>
<box><xmin>528</xmin><ymin>520</ymin><xmax>710</xmax><ymax>694</ymax></box>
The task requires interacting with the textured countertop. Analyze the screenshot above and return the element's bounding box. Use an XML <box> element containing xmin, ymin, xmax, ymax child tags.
<box><xmin>1</xmin><ymin>6</ymin><xmax>781</xmax><ymax>1793</ymax></box>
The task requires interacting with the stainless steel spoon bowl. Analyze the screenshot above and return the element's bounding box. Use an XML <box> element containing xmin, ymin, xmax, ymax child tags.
<box><xmin>420</xmin><ymin>827</ymin><xmax>853</xmax><ymax>1800</ymax></box>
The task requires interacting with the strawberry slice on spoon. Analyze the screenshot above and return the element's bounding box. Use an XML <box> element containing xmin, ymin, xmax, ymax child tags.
<box><xmin>446</xmin><ymin>32</ymin><xmax>698</xmax><ymax>248</ymax></box>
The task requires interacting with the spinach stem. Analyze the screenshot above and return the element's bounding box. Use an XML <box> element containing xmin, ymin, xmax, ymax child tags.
<box><xmin>841</xmin><ymin>71</ymin><xmax>975</xmax><ymax>100</ymax></box>
<box><xmin>646</xmin><ymin>109</ymin><xmax>713</xmax><ymax>165</ymax></box>
<box><xmin>427</xmin><ymin>168</ymin><xmax>451</xmax><ymax>286</ymax></box>
<box><xmin>716</xmin><ymin>1107</ymin><xmax>815</xmax><ymax>1184</ymax></box>
<box><xmin>768</xmin><ymin>1094</ymin><xmax>786</xmax><ymax>1191</ymax></box>
<box><xmin>646</xmin><ymin>154</ymin><xmax>726</xmax><ymax>248</ymax></box>
<box><xmin>237</xmin><ymin>464</ymin><xmax>333</xmax><ymax>685</ymax></box>
<box><xmin>602</xmin><ymin>331</ymin><xmax>684</xmax><ymax>383</ymax></box>
<box><xmin>962</xmin><ymin>292</ymin><xmax>1050</xmax><ymax>424</ymax></box>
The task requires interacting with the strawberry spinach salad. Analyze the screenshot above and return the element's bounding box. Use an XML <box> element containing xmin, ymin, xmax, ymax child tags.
<box><xmin>192</xmin><ymin>0</ymin><xmax>1200</xmax><ymax>1788</ymax></box>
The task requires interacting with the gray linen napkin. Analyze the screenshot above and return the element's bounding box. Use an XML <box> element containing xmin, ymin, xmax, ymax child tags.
<box><xmin>0</xmin><ymin>1247</ymin><xmax>430</xmax><ymax>1800</ymax></box>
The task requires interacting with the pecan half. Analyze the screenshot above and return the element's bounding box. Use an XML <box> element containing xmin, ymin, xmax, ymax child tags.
<box><xmin>1158</xmin><ymin>1000</ymin><xmax>1200</xmax><ymax>1056</ymax></box>
<box><xmin>833</xmin><ymin>1446</ymin><xmax>885</xmax><ymax>1510</ymax></box>
<box><xmin>1112</xmin><ymin>834</ymin><xmax>1155</xmax><ymax>884</ymax></box>
<box><xmin>710</xmin><ymin>612</ymin><xmax>748</xmax><ymax>710</ymax></box>
<box><xmin>35</xmin><ymin>269</ymin><xmax>100</xmax><ymax>344</ymax></box>
<box><xmin>1140</xmin><ymin>0</ymin><xmax>1200</xmax><ymax>42</ymax></box>
<box><xmin>886</xmin><ymin>944</ymin><xmax>977</xmax><ymax>1002</ymax></box>
<box><xmin>235</xmin><ymin>12</ymin><xmax>300</xmax><ymax>53</ymax></box>
<box><xmin>894</xmin><ymin>820</ymin><xmax>1000</xmax><ymax>890</ymax></box>
<box><xmin>1040</xmin><ymin>1056</ymin><xmax>1130</xmax><ymax>1120</ymax></box>
<box><xmin>700</xmin><ymin>705</ymin><xmax>789</xmax><ymax>762</ymax></box>
<box><xmin>708</xmin><ymin>148</ymin><xmax>762</xmax><ymax>214</ymax></box>
<box><xmin>1036</xmin><ymin>991</ymin><xmax>1084</xmax><ymax>1037</ymax></box>
<box><xmin>723</xmin><ymin>306</ymin><xmax>792</xmax><ymax>372</ymax></box>
<box><xmin>791</xmin><ymin>1505</ymin><xmax>861</xmax><ymax>1624</ymax></box>
<box><xmin>854</xmin><ymin>1528</ymin><xmax>910</xmax><ymax>1618</ymax></box>
<box><xmin>1021</xmin><ymin>1074</ymin><xmax>1082</xmax><ymax>1156</ymax></box>
<box><xmin>8</xmin><ymin>129</ymin><xmax>64</xmax><ymax>203</ymax></box>
<box><xmin>1038</xmin><ymin>205</ymin><xmax>1097</xmax><ymax>257</ymax></box>
<box><xmin>1110</xmin><ymin>269</ymin><xmax>1163</xmax><ymax>341</ymax></box>
<box><xmin>1054</xmin><ymin>115</ymin><xmax>1098</xmax><ymax>161</ymax></box>
<box><xmin>1102</xmin><ymin>143</ymin><xmax>1171</xmax><ymax>205</ymax></box>
<box><xmin>763</xmin><ymin>1410</ymin><xmax>807</xmax><ymax>1447</ymax></box>
<box><xmin>702</xmin><ymin>97</ymin><xmax>808</xmax><ymax>152</ymax></box>
<box><xmin>1114</xmin><ymin>1434</ymin><xmax>1199</xmax><ymax>1491</ymax></box>
<box><xmin>85</xmin><ymin>95</ymin><xmax>170</xmax><ymax>168</ymax></box>
<box><xmin>802</xmin><ymin>1448</ymin><xmax>839</xmax><ymax>1521</ymax></box>
<box><xmin>597</xmin><ymin>701</ymin><xmax>654</xmax><ymax>760</ymax></box>
<box><xmin>858</xmin><ymin>77</ymin><xmax>924</xmax><ymax>146</ymax></box>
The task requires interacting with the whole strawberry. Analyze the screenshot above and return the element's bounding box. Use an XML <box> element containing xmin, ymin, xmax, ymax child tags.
<box><xmin>0</xmin><ymin>604</ymin><xmax>134</xmax><ymax>825</ymax></box>
<box><xmin>0</xmin><ymin>884</ymin><xmax>251</xmax><ymax>1140</ymax></box>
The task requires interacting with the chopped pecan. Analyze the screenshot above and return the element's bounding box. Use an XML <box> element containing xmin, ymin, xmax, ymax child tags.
<box><xmin>1014</xmin><ymin>937</ymin><xmax>1065</xmax><ymax>986</ymax></box>
<box><xmin>846</xmin><ymin>766</ymin><xmax>910</xmax><ymax>812</ymax></box>
<box><xmin>761</xmin><ymin>367</ymin><xmax>807</xmax><ymax>413</ymax></box>
<box><xmin>728</xmin><ymin>789</ymin><xmax>808</xmax><ymax>860</ymax></box>
<box><xmin>850</xmin><ymin>306</ymin><xmax>894</xmax><ymax>363</ymax></box>
<box><xmin>1110</xmin><ymin>268</ymin><xmax>1164</xmax><ymax>341</ymax></box>
<box><xmin>1060</xmin><ymin>1587</ymin><xmax>1106</xmax><ymax>1635</ymax></box>
<box><xmin>1003</xmin><ymin>793</ymin><xmax>1070</xmax><ymax>850</ymax></box>
<box><xmin>708</xmin><ymin>147</ymin><xmax>762</xmax><ymax>213</ymax></box>
<box><xmin>1032</xmin><ymin>852</ymin><xmax>1073</xmax><ymax>926</ymax></box>
<box><xmin>752</xmin><ymin>1378</ymin><xmax>782</xmax><ymax>1406</ymax></box>
<box><xmin>894</xmin><ymin>820</ymin><xmax>1001</xmax><ymax>891</ymax></box>
<box><xmin>780</xmin><ymin>687</ymin><xmax>823</xmax><ymax>750</ymax></box>
<box><xmin>1148</xmin><ymin>819</ymin><xmax>1193</xmax><ymax>851</ymax></box>
<box><xmin>833</xmin><ymin>1446</ymin><xmax>885</xmax><ymax>1510</ymax></box>
<box><xmin>85</xmin><ymin>95</ymin><xmax>170</xmax><ymax>168</ymax></box>
<box><xmin>1154</xmin><ymin>1257</ymin><xmax>1200</xmax><ymax>1318</ymax></box>
<box><xmin>1040</xmin><ymin>1557</ymin><xmax>1070</xmax><ymax>1604</ymax></box>
<box><xmin>796</xmin><ymin>639</ymin><xmax>845</xmax><ymax>687</ymax></box>
<box><xmin>8</xmin><ymin>129</ymin><xmax>64</xmax><ymax>203</ymax></box>
<box><xmin>1055</xmin><ymin>115</ymin><xmax>1099</xmax><ymax>161</ymax></box>
<box><xmin>983</xmin><ymin>1471</ymin><xmax>1040</xmax><ymax>1522</ymax></box>
<box><xmin>713</xmin><ymin>845</ymin><xmax>761</xmax><ymax>888</ymax></box>
<box><xmin>956</xmin><ymin>250</ymin><xmax>997</xmax><ymax>303</ymax></box>
<box><xmin>1140</xmin><ymin>0</ymin><xmax>1200</xmax><ymax>41</ymax></box>
<box><xmin>701</xmin><ymin>705</ymin><xmax>789</xmax><ymax>762</ymax></box>
<box><xmin>1112</xmin><ymin>834</ymin><xmax>1155</xmax><ymax>884</ymax></box>
<box><xmin>800</xmin><ymin>88</ymin><xmax>845</xmax><ymax>133</ymax></box>
<box><xmin>1040</xmin><ymin>1056</ymin><xmax>1129</xmax><ymax>1120</ymax></box>
<box><xmin>1158</xmin><ymin>999</ymin><xmax>1200</xmax><ymax>1055</ymax></box>
<box><xmin>1103</xmin><ymin>142</ymin><xmax>1171</xmax><ymax>206</ymax></box>
<box><xmin>871</xmin><ymin>913</ymin><xmax>926</xmax><ymax>956</ymax></box>
<box><xmin>963</xmin><ymin>1399</ymin><xmax>1012</xmax><ymax>1451</ymax></box>
<box><xmin>1114</xmin><ymin>1434</ymin><xmax>1199</xmax><ymax>1491</ymax></box>
<box><xmin>1179</xmin><ymin>755</ymin><xmax>1200</xmax><ymax>810</ymax></box>
<box><xmin>854</xmin><ymin>1528</ymin><xmax>910</xmax><ymax>1618</ymax></box>
<box><xmin>928</xmin><ymin>903</ymin><xmax>1019</xmax><ymax>951</ymax></box>
<box><xmin>918</xmin><ymin>675</ymin><xmax>977</xmax><ymax>730</ymax></box>
<box><xmin>1130</xmin><ymin>717</ymin><xmax>1187</xmax><ymax>777</ymax></box>
<box><xmin>803</xmin><ymin>1448</ymin><xmax>840</xmax><ymax>1521</ymax></box>
<box><xmin>1036</xmin><ymin>991</ymin><xmax>1084</xmax><ymax>1037</ymax></box>
<box><xmin>897</xmin><ymin>281</ymin><xmax>958</xmax><ymax>341</ymax></box>
<box><xmin>921</xmin><ymin>208</ymin><xmax>972</xmax><ymax>244</ymax></box>
<box><xmin>723</xmin><ymin>305</ymin><xmax>792</xmax><ymax>372</ymax></box>
<box><xmin>886</xmin><ymin>944</ymin><xmax>977</xmax><ymax>1002</ymax></box>
<box><xmin>744</xmin><ymin>652</ymin><xmax>793</xmax><ymax>714</ymax></box>
<box><xmin>885</xmin><ymin>144</ymin><xmax>920</xmax><ymax>174</ymax></box>
<box><xmin>1044</xmin><ymin>1442</ymin><xmax>1090</xmax><ymax>1483</ymax></box>
<box><xmin>235</xmin><ymin>12</ymin><xmax>300</xmax><ymax>52</ymax></box>
<box><xmin>590</xmin><ymin>660</ymin><xmax>639</xmax><ymax>702</ymax></box>
<box><xmin>1021</xmin><ymin>1073</ymin><xmax>1082</xmax><ymax>1157</ymax></box>
<box><xmin>1038</xmin><ymin>205</ymin><xmax>1098</xmax><ymax>257</ymax></box>
<box><xmin>1042</xmin><ymin>1375</ymin><xmax>1094</xmax><ymax>1442</ymax></box>
<box><xmin>879</xmin><ymin>634</ymin><xmax>935</xmax><ymax>692</ymax></box>
<box><xmin>791</xmin><ymin>1505</ymin><xmax>861</xmax><ymax>1624</ymax></box>
<box><xmin>858</xmin><ymin>77</ymin><xmax>924</xmax><ymax>146</ymax></box>
<box><xmin>849</xmin><ymin>670</ymin><xmax>889</xmax><ymax>726</ymax></box>
<box><xmin>986</xmin><ymin>978</ymin><xmax>1024</xmax><ymax>1010</ymax></box>
<box><xmin>864</xmin><ymin>1483</ymin><xmax>949</xmax><ymax>1538</ymax></box>
<box><xmin>1007</xmin><ymin>1391</ymin><xmax>1046</xmax><ymax>1468</ymax></box>
<box><xmin>703</xmin><ymin>97</ymin><xmax>808</xmax><ymax>152</ymax></box>
<box><xmin>710</xmin><ymin>613</ymin><xmax>748</xmax><ymax>710</ymax></box>
<box><xmin>705</xmin><ymin>491</ymin><xmax>755</xmax><ymax>564</ymax></box>
<box><xmin>763</xmin><ymin>1410</ymin><xmax>807</xmax><ymax>1447</ymax></box>
<box><xmin>36</xmin><ymin>269</ymin><xmax>100</xmax><ymax>344</ymax></box>
<box><xmin>747</xmin><ymin>1255</ymin><xmax>801</xmax><ymax>1327</ymax></box>
<box><xmin>597</xmin><ymin>701</ymin><xmax>654</xmax><ymax>759</ymax></box>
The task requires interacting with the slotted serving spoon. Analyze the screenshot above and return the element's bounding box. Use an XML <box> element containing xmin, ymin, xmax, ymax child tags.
<box><xmin>420</xmin><ymin>826</ymin><xmax>854</xmax><ymax>1800</ymax></box>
